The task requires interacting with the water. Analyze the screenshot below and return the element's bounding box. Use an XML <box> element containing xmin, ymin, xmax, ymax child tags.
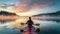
<box><xmin>0</xmin><ymin>19</ymin><xmax>60</xmax><ymax>34</ymax></box>
<box><xmin>33</xmin><ymin>19</ymin><xmax>60</xmax><ymax>34</ymax></box>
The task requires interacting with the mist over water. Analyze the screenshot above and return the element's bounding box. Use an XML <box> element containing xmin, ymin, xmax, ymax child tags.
<box><xmin>0</xmin><ymin>17</ymin><xmax>60</xmax><ymax>34</ymax></box>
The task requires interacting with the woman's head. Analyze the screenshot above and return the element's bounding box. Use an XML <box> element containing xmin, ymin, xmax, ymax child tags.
<box><xmin>29</xmin><ymin>17</ymin><xmax>31</xmax><ymax>20</ymax></box>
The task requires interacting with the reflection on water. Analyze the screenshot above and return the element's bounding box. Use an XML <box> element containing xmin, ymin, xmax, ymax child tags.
<box><xmin>0</xmin><ymin>18</ymin><xmax>60</xmax><ymax>34</ymax></box>
<box><xmin>0</xmin><ymin>20</ymin><xmax>15</xmax><ymax>24</ymax></box>
<box><xmin>33</xmin><ymin>19</ymin><xmax>60</xmax><ymax>34</ymax></box>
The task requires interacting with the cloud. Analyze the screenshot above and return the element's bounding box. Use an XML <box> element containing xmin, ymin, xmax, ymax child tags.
<box><xmin>15</xmin><ymin>0</ymin><xmax>59</xmax><ymax>13</ymax></box>
<box><xmin>0</xmin><ymin>0</ymin><xmax>59</xmax><ymax>12</ymax></box>
<box><xmin>0</xmin><ymin>0</ymin><xmax>60</xmax><ymax>16</ymax></box>
<box><xmin>0</xmin><ymin>3</ymin><xmax>17</xmax><ymax>13</ymax></box>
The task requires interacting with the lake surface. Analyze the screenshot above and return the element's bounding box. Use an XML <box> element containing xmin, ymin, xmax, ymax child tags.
<box><xmin>0</xmin><ymin>19</ymin><xmax>60</xmax><ymax>34</ymax></box>
<box><xmin>33</xmin><ymin>19</ymin><xmax>60</xmax><ymax>34</ymax></box>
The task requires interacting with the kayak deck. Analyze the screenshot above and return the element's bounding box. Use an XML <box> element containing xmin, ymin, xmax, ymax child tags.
<box><xmin>22</xmin><ymin>26</ymin><xmax>38</xmax><ymax>34</ymax></box>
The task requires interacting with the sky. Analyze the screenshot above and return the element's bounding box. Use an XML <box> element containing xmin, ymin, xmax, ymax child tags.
<box><xmin>0</xmin><ymin>0</ymin><xmax>60</xmax><ymax>16</ymax></box>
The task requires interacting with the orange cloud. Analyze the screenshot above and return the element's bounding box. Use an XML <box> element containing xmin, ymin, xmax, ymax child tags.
<box><xmin>0</xmin><ymin>0</ymin><xmax>53</xmax><ymax>16</ymax></box>
<box><xmin>15</xmin><ymin>2</ymin><xmax>31</xmax><ymax>13</ymax></box>
<box><xmin>13</xmin><ymin>0</ymin><xmax>50</xmax><ymax>13</ymax></box>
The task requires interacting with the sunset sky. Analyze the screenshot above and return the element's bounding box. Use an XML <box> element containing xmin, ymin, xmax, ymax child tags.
<box><xmin>0</xmin><ymin>0</ymin><xmax>60</xmax><ymax>16</ymax></box>
<box><xmin>0</xmin><ymin>0</ymin><xmax>60</xmax><ymax>33</ymax></box>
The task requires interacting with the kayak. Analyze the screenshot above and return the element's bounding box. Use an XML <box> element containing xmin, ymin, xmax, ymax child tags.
<box><xmin>22</xmin><ymin>26</ymin><xmax>38</xmax><ymax>34</ymax></box>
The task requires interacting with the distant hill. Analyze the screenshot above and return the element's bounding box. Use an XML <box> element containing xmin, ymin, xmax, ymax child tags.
<box><xmin>33</xmin><ymin>11</ymin><xmax>60</xmax><ymax>16</ymax></box>
<box><xmin>0</xmin><ymin>11</ymin><xmax>19</xmax><ymax>23</ymax></box>
<box><xmin>0</xmin><ymin>11</ymin><xmax>17</xmax><ymax>16</ymax></box>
